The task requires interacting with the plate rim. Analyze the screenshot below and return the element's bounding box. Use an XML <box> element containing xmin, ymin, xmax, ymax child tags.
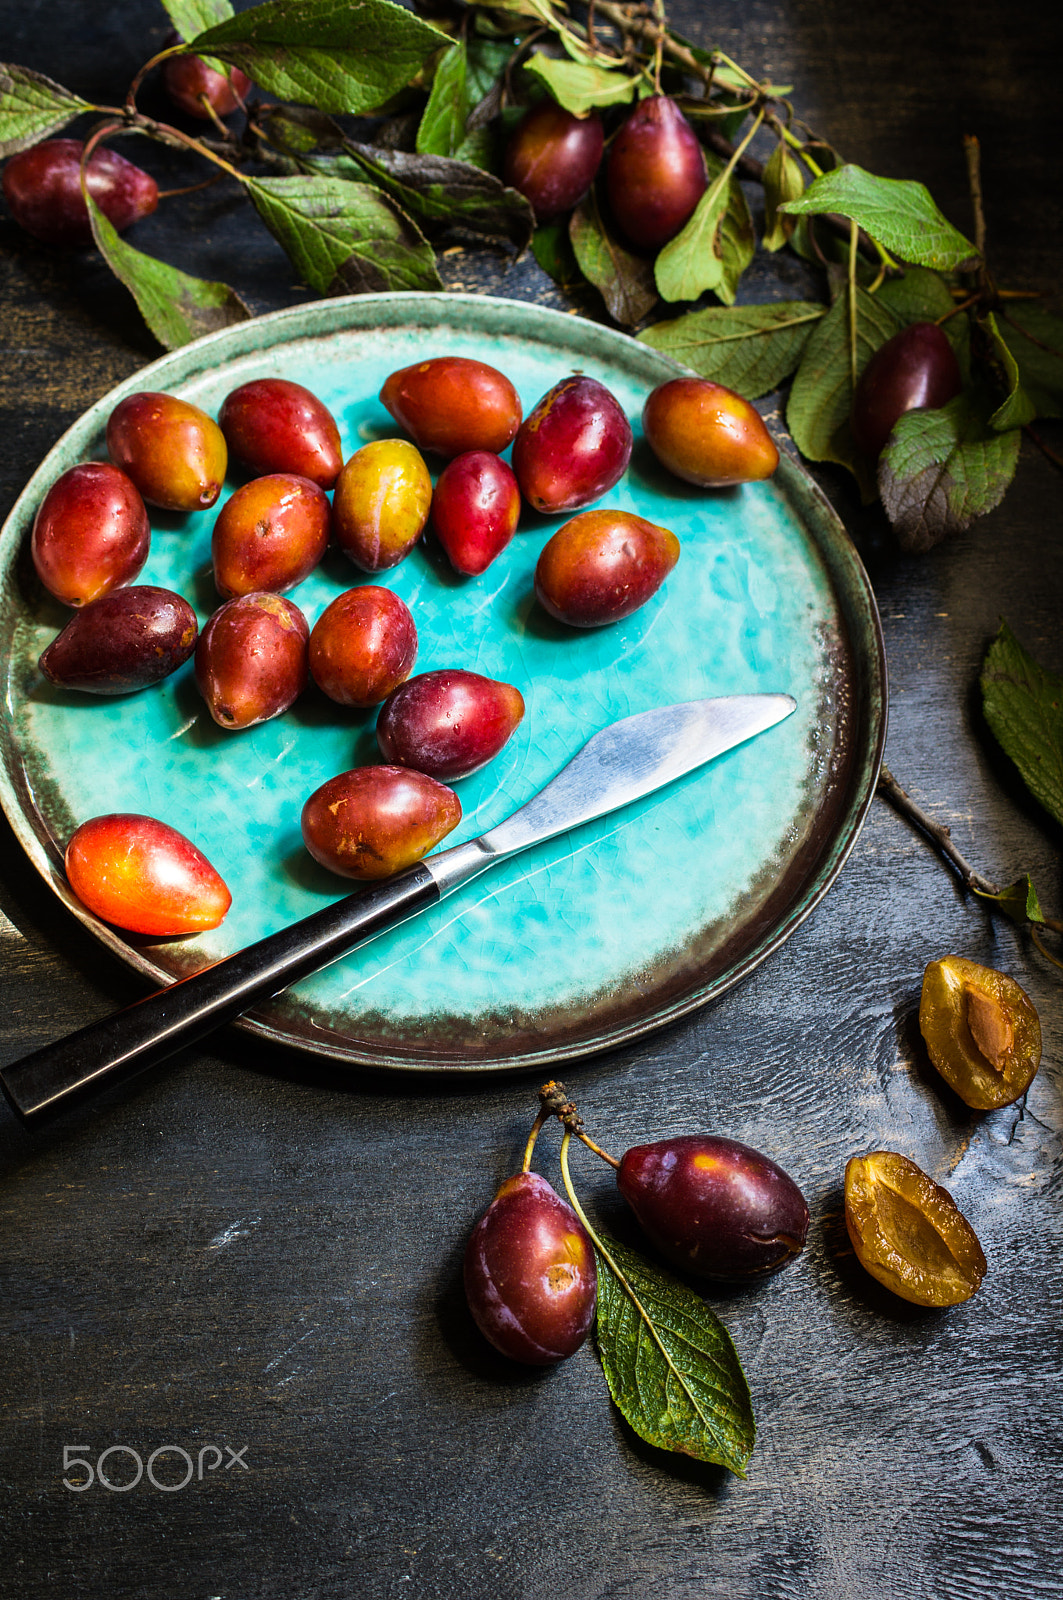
<box><xmin>0</xmin><ymin>290</ymin><xmax>888</xmax><ymax>1073</ymax></box>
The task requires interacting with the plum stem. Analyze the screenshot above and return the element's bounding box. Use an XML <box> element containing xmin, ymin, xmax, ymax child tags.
<box><xmin>521</xmin><ymin>1106</ymin><xmax>550</xmax><ymax>1173</ymax></box>
<box><xmin>537</xmin><ymin>1080</ymin><xmax>621</xmax><ymax>1168</ymax></box>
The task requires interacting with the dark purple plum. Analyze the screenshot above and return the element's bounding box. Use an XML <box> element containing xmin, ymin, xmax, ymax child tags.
<box><xmin>605</xmin><ymin>96</ymin><xmax>706</xmax><ymax>251</ymax></box>
<box><xmin>2</xmin><ymin>139</ymin><xmax>158</xmax><ymax>246</ymax></box>
<box><xmin>618</xmin><ymin>1134</ymin><xmax>809</xmax><ymax>1280</ymax></box>
<box><xmin>39</xmin><ymin>586</ymin><xmax>198</xmax><ymax>694</ymax></box>
<box><xmin>464</xmin><ymin>1172</ymin><xmax>597</xmax><ymax>1365</ymax></box>
<box><xmin>851</xmin><ymin>321</ymin><xmax>962</xmax><ymax>459</ymax></box>
<box><xmin>376</xmin><ymin>669</ymin><xmax>525</xmax><ymax>781</ymax></box>
<box><xmin>161</xmin><ymin>38</ymin><xmax>251</xmax><ymax>120</ymax></box>
<box><xmin>503</xmin><ymin>102</ymin><xmax>604</xmax><ymax>221</ymax></box>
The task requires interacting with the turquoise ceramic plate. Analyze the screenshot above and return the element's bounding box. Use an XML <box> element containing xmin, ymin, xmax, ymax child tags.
<box><xmin>0</xmin><ymin>293</ymin><xmax>886</xmax><ymax>1072</ymax></box>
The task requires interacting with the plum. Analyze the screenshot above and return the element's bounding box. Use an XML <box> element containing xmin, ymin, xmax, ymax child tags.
<box><xmin>919</xmin><ymin>954</ymin><xmax>1042</xmax><ymax>1110</ymax></box>
<box><xmin>309</xmin><ymin>586</ymin><xmax>418</xmax><ymax>708</ymax></box>
<box><xmin>161</xmin><ymin>39</ymin><xmax>251</xmax><ymax>120</ymax></box>
<box><xmin>534</xmin><ymin>508</ymin><xmax>679</xmax><ymax>627</ymax></box>
<box><xmin>218</xmin><ymin>377</ymin><xmax>343</xmax><ymax>490</ymax></box>
<box><xmin>332</xmin><ymin>439</ymin><xmax>432</xmax><ymax>572</ymax></box>
<box><xmin>845</xmin><ymin>1150</ymin><xmax>986</xmax><ymax>1307</ymax></box>
<box><xmin>195</xmin><ymin>592</ymin><xmax>309</xmax><ymax>729</ymax></box>
<box><xmin>211</xmin><ymin>472</ymin><xmax>331</xmax><ymax>598</ymax></box>
<box><xmin>851</xmin><ymin>321</ymin><xmax>962</xmax><ymax>459</ymax></box>
<box><xmin>376</xmin><ymin>669</ymin><xmax>525</xmax><ymax>781</ymax></box>
<box><xmin>39</xmin><ymin>586</ymin><xmax>198</xmax><ymax>694</ymax></box>
<box><xmin>65</xmin><ymin>813</ymin><xmax>231</xmax><ymax>936</ymax></box>
<box><xmin>618</xmin><ymin>1134</ymin><xmax>809</xmax><ymax>1280</ymax></box>
<box><xmin>379</xmin><ymin>357</ymin><xmax>522</xmax><ymax>459</ymax></box>
<box><xmin>503</xmin><ymin>102</ymin><xmax>604</xmax><ymax>221</ymax></box>
<box><xmin>431</xmin><ymin>451</ymin><xmax>521</xmax><ymax>576</ymax></box>
<box><xmin>31</xmin><ymin>461</ymin><xmax>150</xmax><ymax>607</ymax></box>
<box><xmin>301</xmin><ymin>765</ymin><xmax>461</xmax><ymax>880</ymax></box>
<box><xmin>512</xmin><ymin>375</ymin><xmax>632</xmax><ymax>514</ymax></box>
<box><xmin>643</xmin><ymin>377</ymin><xmax>779</xmax><ymax>487</ymax></box>
<box><xmin>464</xmin><ymin>1172</ymin><xmax>597</xmax><ymax>1365</ymax></box>
<box><xmin>106</xmin><ymin>391</ymin><xmax>227</xmax><ymax>512</ymax></box>
<box><xmin>2</xmin><ymin>139</ymin><xmax>158</xmax><ymax>247</ymax></box>
<box><xmin>605</xmin><ymin>96</ymin><xmax>706</xmax><ymax>251</ymax></box>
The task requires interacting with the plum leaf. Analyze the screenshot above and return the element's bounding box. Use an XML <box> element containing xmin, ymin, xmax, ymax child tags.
<box><xmin>640</xmin><ymin>301</ymin><xmax>825</xmax><ymax>398</ymax></box>
<box><xmin>980</xmin><ymin>621</ymin><xmax>1063</xmax><ymax>830</ymax></box>
<box><xmin>569</xmin><ymin>191</ymin><xmax>656</xmax><ymax>328</ymax></box>
<box><xmin>877</xmin><ymin>392</ymin><xmax>1020</xmax><ymax>551</ymax></box>
<box><xmin>0</xmin><ymin>64</ymin><xmax>90</xmax><ymax>157</ymax></box>
<box><xmin>780</xmin><ymin>164</ymin><xmax>978</xmax><ymax>271</ymax></box>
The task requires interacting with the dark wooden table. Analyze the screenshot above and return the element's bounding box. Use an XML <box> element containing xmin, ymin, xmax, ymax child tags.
<box><xmin>2</xmin><ymin>4</ymin><xmax>1061</xmax><ymax>1596</ymax></box>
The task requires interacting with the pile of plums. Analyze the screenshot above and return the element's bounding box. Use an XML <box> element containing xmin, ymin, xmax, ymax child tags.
<box><xmin>30</xmin><ymin>351</ymin><xmax>778</xmax><ymax>933</ymax></box>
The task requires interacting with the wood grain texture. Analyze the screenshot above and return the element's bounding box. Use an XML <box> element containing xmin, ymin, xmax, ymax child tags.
<box><xmin>1</xmin><ymin>2</ymin><xmax>1061</xmax><ymax>1597</ymax></box>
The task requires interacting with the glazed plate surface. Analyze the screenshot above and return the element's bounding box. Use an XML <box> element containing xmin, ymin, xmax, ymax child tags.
<box><xmin>0</xmin><ymin>293</ymin><xmax>886</xmax><ymax>1070</ymax></box>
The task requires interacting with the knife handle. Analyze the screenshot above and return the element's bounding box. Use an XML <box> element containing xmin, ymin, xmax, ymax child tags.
<box><xmin>0</xmin><ymin>865</ymin><xmax>439</xmax><ymax>1122</ymax></box>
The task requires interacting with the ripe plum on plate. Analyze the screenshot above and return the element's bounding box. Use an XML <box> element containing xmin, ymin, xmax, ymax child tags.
<box><xmin>376</xmin><ymin>669</ymin><xmax>525</xmax><ymax>781</ymax></box>
<box><xmin>40</xmin><ymin>586</ymin><xmax>198</xmax><ymax>694</ymax></box>
<box><xmin>301</xmin><ymin>766</ymin><xmax>461</xmax><ymax>880</ymax></box>
<box><xmin>512</xmin><ymin>375</ymin><xmax>632</xmax><ymax>514</ymax></box>
<box><xmin>31</xmin><ymin>461</ymin><xmax>150</xmax><ymax>608</ymax></box>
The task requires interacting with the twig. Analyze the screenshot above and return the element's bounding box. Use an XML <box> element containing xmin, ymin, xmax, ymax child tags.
<box><xmin>877</xmin><ymin>764</ymin><xmax>1002</xmax><ymax>896</ymax></box>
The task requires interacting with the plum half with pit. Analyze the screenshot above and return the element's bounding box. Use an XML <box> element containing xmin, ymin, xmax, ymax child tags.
<box><xmin>464</xmin><ymin>1171</ymin><xmax>597</xmax><ymax>1365</ymax></box>
<box><xmin>919</xmin><ymin>954</ymin><xmax>1042</xmax><ymax>1110</ymax></box>
<box><xmin>617</xmin><ymin>1134</ymin><xmax>809</xmax><ymax>1280</ymax></box>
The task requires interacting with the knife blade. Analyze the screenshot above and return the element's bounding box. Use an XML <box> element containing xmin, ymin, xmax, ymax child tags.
<box><xmin>0</xmin><ymin>692</ymin><xmax>795</xmax><ymax>1121</ymax></box>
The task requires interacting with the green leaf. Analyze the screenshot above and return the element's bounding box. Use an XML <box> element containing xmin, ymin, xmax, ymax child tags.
<box><xmin>878</xmin><ymin>393</ymin><xmax>1021</xmax><ymax>552</ymax></box>
<box><xmin>997</xmin><ymin>305</ymin><xmax>1063</xmax><ymax>421</ymax></box>
<box><xmin>569</xmin><ymin>192</ymin><xmax>656</xmax><ymax>328</ymax></box>
<box><xmin>974</xmin><ymin>873</ymin><xmax>1046</xmax><ymax>927</ymax></box>
<box><xmin>761</xmin><ymin>140</ymin><xmax>805</xmax><ymax>251</ymax></box>
<box><xmin>638</xmin><ymin>301</ymin><xmax>825</xmax><ymax>399</ymax></box>
<box><xmin>192</xmin><ymin>0</ymin><xmax>448</xmax><ymax>115</ymax></box>
<box><xmin>342</xmin><ymin>143</ymin><xmax>533</xmax><ymax>251</ymax></box>
<box><xmin>531</xmin><ymin>218</ymin><xmax>582</xmax><ymax>289</ymax></box>
<box><xmin>465</xmin><ymin>34</ymin><xmax>513</xmax><ymax>109</ymax></box>
<box><xmin>0</xmin><ymin>63</ymin><xmax>90</xmax><ymax>157</ymax></box>
<box><xmin>980</xmin><ymin>621</ymin><xmax>1063</xmax><ymax>830</ymax></box>
<box><xmin>786</xmin><ymin>286</ymin><xmax>900</xmax><ymax>494</ymax></box>
<box><xmin>161</xmin><ymin>0</ymin><xmax>233</xmax><ymax>42</ymax></box>
<box><xmin>523</xmin><ymin>54</ymin><xmax>636</xmax><ymax>117</ymax></box>
<box><xmin>85</xmin><ymin>191</ymin><xmax>251</xmax><ymax>349</ymax></box>
<box><xmin>780</xmin><ymin>164</ymin><xmax>978</xmax><ymax>271</ymax></box>
<box><xmin>593</xmin><ymin>1234</ymin><xmax>755</xmax><ymax>1474</ymax></box>
<box><xmin>654</xmin><ymin>154</ymin><xmax>753</xmax><ymax>306</ymax></box>
<box><xmin>417</xmin><ymin>41</ymin><xmax>469</xmax><ymax>159</ymax></box>
<box><xmin>981</xmin><ymin>311</ymin><xmax>1037</xmax><ymax>431</ymax></box>
<box><xmin>245</xmin><ymin>173</ymin><xmax>442</xmax><ymax>294</ymax></box>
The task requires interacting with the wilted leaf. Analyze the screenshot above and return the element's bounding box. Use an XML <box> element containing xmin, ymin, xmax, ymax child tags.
<box><xmin>997</xmin><ymin>305</ymin><xmax>1063</xmax><ymax>421</ymax></box>
<box><xmin>780</xmin><ymin>164</ymin><xmax>978</xmax><ymax>271</ymax></box>
<box><xmin>417</xmin><ymin>40</ymin><xmax>468</xmax><ymax>158</ymax></box>
<box><xmin>786</xmin><ymin>286</ymin><xmax>900</xmax><ymax>493</ymax></box>
<box><xmin>638</xmin><ymin>301</ymin><xmax>824</xmax><ymax>398</ymax></box>
<box><xmin>246</xmin><ymin>173</ymin><xmax>442</xmax><ymax>294</ymax></box>
<box><xmin>981</xmin><ymin>311</ymin><xmax>1037</xmax><ymax>431</ymax></box>
<box><xmin>761</xmin><ymin>140</ymin><xmax>804</xmax><ymax>252</ymax></box>
<box><xmin>974</xmin><ymin>874</ymin><xmax>1046</xmax><ymax>927</ymax></box>
<box><xmin>192</xmin><ymin>0</ymin><xmax>448</xmax><ymax>115</ymax></box>
<box><xmin>569</xmin><ymin>192</ymin><xmax>656</xmax><ymax>327</ymax></box>
<box><xmin>343</xmin><ymin>142</ymin><xmax>533</xmax><ymax>251</ymax></box>
<box><xmin>981</xmin><ymin>621</ymin><xmax>1063</xmax><ymax>830</ymax></box>
<box><xmin>878</xmin><ymin>392</ymin><xmax>1020</xmax><ymax>551</ymax></box>
<box><xmin>86</xmin><ymin>191</ymin><xmax>251</xmax><ymax>349</ymax></box>
<box><xmin>523</xmin><ymin>54</ymin><xmax>636</xmax><ymax>116</ymax></box>
<box><xmin>0</xmin><ymin>63</ymin><xmax>90</xmax><ymax>157</ymax></box>
<box><xmin>594</xmin><ymin>1233</ymin><xmax>755</xmax><ymax>1474</ymax></box>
